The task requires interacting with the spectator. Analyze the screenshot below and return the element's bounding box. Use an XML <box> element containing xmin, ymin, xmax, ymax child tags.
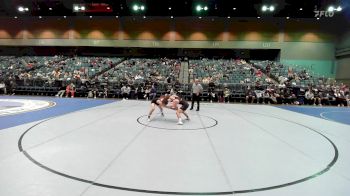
<box><xmin>304</xmin><ymin>89</ymin><xmax>315</xmax><ymax>105</ymax></box>
<box><xmin>0</xmin><ymin>80</ymin><xmax>6</xmax><ymax>94</ymax></box>
<box><xmin>223</xmin><ymin>87</ymin><xmax>230</xmax><ymax>103</ymax></box>
<box><xmin>65</xmin><ymin>83</ymin><xmax>75</xmax><ymax>98</ymax></box>
<box><xmin>121</xmin><ymin>84</ymin><xmax>131</xmax><ymax>100</ymax></box>
<box><xmin>55</xmin><ymin>85</ymin><xmax>66</xmax><ymax>97</ymax></box>
<box><xmin>245</xmin><ymin>88</ymin><xmax>256</xmax><ymax>103</ymax></box>
<box><xmin>150</xmin><ymin>84</ymin><xmax>157</xmax><ymax>100</ymax></box>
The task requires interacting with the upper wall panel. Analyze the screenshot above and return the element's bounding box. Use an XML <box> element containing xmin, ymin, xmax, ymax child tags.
<box><xmin>0</xmin><ymin>17</ymin><xmax>338</xmax><ymax>44</ymax></box>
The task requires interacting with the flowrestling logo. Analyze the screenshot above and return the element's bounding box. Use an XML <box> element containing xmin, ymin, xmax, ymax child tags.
<box><xmin>314</xmin><ymin>10</ymin><xmax>335</xmax><ymax>18</ymax></box>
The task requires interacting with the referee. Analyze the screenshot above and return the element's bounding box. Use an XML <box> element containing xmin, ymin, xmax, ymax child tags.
<box><xmin>190</xmin><ymin>79</ymin><xmax>203</xmax><ymax>111</ymax></box>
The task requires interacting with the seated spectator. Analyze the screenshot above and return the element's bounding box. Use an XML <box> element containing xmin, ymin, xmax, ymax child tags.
<box><xmin>0</xmin><ymin>81</ymin><xmax>6</xmax><ymax>94</ymax></box>
<box><xmin>313</xmin><ymin>89</ymin><xmax>322</xmax><ymax>106</ymax></box>
<box><xmin>144</xmin><ymin>86</ymin><xmax>150</xmax><ymax>100</ymax></box>
<box><xmin>55</xmin><ymin>85</ymin><xmax>66</xmax><ymax>97</ymax></box>
<box><xmin>304</xmin><ymin>89</ymin><xmax>315</xmax><ymax>105</ymax></box>
<box><xmin>335</xmin><ymin>90</ymin><xmax>347</xmax><ymax>107</ymax></box>
<box><xmin>65</xmin><ymin>83</ymin><xmax>75</xmax><ymax>98</ymax></box>
<box><xmin>254</xmin><ymin>89</ymin><xmax>264</xmax><ymax>104</ymax></box>
<box><xmin>255</xmin><ymin>69</ymin><xmax>263</xmax><ymax>78</ymax></box>
<box><xmin>121</xmin><ymin>84</ymin><xmax>131</xmax><ymax>100</ymax></box>
<box><xmin>245</xmin><ymin>89</ymin><xmax>256</xmax><ymax>103</ymax></box>
<box><xmin>223</xmin><ymin>87</ymin><xmax>230</xmax><ymax>103</ymax></box>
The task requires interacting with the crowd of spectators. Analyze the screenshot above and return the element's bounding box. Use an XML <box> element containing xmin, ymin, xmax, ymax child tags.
<box><xmin>0</xmin><ymin>56</ymin><xmax>349</xmax><ymax>107</ymax></box>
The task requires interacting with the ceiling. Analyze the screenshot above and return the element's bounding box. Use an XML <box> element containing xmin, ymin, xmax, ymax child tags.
<box><xmin>0</xmin><ymin>0</ymin><xmax>348</xmax><ymax>19</ymax></box>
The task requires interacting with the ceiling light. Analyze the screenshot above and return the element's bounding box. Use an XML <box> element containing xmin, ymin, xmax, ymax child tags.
<box><xmin>336</xmin><ymin>6</ymin><xmax>342</xmax><ymax>12</ymax></box>
<box><xmin>262</xmin><ymin>5</ymin><xmax>268</xmax><ymax>12</ymax></box>
<box><xmin>81</xmin><ymin>6</ymin><xmax>85</xmax><ymax>11</ymax></box>
<box><xmin>133</xmin><ymin>5</ymin><xmax>139</xmax><ymax>11</ymax></box>
<box><xmin>328</xmin><ymin>6</ymin><xmax>334</xmax><ymax>12</ymax></box>
<box><xmin>299</xmin><ymin>8</ymin><xmax>303</xmax><ymax>11</ymax></box>
<box><xmin>49</xmin><ymin>7</ymin><xmax>52</xmax><ymax>11</ymax></box>
<box><xmin>233</xmin><ymin>7</ymin><xmax>237</xmax><ymax>10</ymax></box>
<box><xmin>204</xmin><ymin>6</ymin><xmax>208</xmax><ymax>11</ymax></box>
<box><xmin>74</xmin><ymin>6</ymin><xmax>79</xmax><ymax>11</ymax></box>
<box><xmin>140</xmin><ymin>5</ymin><xmax>145</xmax><ymax>10</ymax></box>
<box><xmin>169</xmin><ymin>7</ymin><xmax>172</xmax><ymax>10</ymax></box>
<box><xmin>196</xmin><ymin>5</ymin><xmax>202</xmax><ymax>11</ymax></box>
<box><xmin>269</xmin><ymin>6</ymin><xmax>275</xmax><ymax>12</ymax></box>
<box><xmin>25</xmin><ymin>8</ymin><xmax>29</xmax><ymax>11</ymax></box>
<box><xmin>17</xmin><ymin>6</ymin><xmax>29</xmax><ymax>12</ymax></box>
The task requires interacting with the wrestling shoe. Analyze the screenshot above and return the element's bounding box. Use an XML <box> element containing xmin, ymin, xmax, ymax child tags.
<box><xmin>177</xmin><ymin>121</ymin><xmax>183</xmax><ymax>125</ymax></box>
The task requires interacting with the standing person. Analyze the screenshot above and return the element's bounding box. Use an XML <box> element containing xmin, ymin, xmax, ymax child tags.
<box><xmin>190</xmin><ymin>79</ymin><xmax>203</xmax><ymax>111</ymax></box>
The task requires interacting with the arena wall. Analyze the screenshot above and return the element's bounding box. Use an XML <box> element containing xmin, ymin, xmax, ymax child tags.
<box><xmin>0</xmin><ymin>16</ymin><xmax>339</xmax><ymax>77</ymax></box>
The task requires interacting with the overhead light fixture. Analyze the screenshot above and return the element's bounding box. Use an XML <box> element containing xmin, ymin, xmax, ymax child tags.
<box><xmin>132</xmin><ymin>4</ymin><xmax>146</xmax><ymax>12</ymax></box>
<box><xmin>262</xmin><ymin>5</ymin><xmax>268</xmax><ymax>12</ymax></box>
<box><xmin>328</xmin><ymin>6</ymin><xmax>334</xmax><ymax>12</ymax></box>
<box><xmin>262</xmin><ymin>5</ymin><xmax>275</xmax><ymax>12</ymax></box>
<box><xmin>18</xmin><ymin>6</ymin><xmax>29</xmax><ymax>12</ymax></box>
<box><xmin>196</xmin><ymin>5</ymin><xmax>208</xmax><ymax>12</ymax></box>
<box><xmin>329</xmin><ymin>6</ymin><xmax>342</xmax><ymax>12</ymax></box>
<box><xmin>168</xmin><ymin>7</ymin><xmax>172</xmax><ymax>10</ymax></box>
<box><xmin>18</xmin><ymin>7</ymin><xmax>24</xmax><ymax>12</ymax></box>
<box><xmin>233</xmin><ymin>7</ymin><xmax>237</xmax><ymax>10</ymax></box>
<box><xmin>299</xmin><ymin>8</ymin><xmax>303</xmax><ymax>11</ymax></box>
<box><xmin>74</xmin><ymin>6</ymin><xmax>79</xmax><ymax>11</ymax></box>
<box><xmin>81</xmin><ymin>6</ymin><xmax>85</xmax><ymax>11</ymax></box>
<box><xmin>49</xmin><ymin>7</ymin><xmax>52</xmax><ymax>11</ymax></box>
